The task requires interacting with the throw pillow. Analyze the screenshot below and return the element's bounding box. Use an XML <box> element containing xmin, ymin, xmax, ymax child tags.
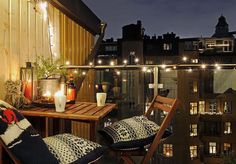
<box><xmin>44</xmin><ymin>133</ymin><xmax>107</xmax><ymax>164</ymax></box>
<box><xmin>99</xmin><ymin>115</ymin><xmax>172</xmax><ymax>150</ymax></box>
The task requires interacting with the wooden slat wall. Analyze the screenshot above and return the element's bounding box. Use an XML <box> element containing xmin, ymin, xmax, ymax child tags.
<box><xmin>0</xmin><ymin>0</ymin><xmax>96</xmax><ymax>101</ymax></box>
<box><xmin>0</xmin><ymin>0</ymin><xmax>51</xmax><ymax>98</ymax></box>
<box><xmin>56</xmin><ymin>5</ymin><xmax>95</xmax><ymax>102</ymax></box>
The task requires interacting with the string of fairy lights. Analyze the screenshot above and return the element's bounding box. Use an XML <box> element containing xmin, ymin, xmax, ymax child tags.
<box><xmin>62</xmin><ymin>56</ymin><xmax>236</xmax><ymax>77</ymax></box>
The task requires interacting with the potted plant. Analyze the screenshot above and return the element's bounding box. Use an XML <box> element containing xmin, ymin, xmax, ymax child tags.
<box><xmin>33</xmin><ymin>56</ymin><xmax>66</xmax><ymax>101</ymax></box>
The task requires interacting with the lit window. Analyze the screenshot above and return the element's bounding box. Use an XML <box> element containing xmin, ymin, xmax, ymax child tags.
<box><xmin>223</xmin><ymin>101</ymin><xmax>231</xmax><ymax>114</ymax></box>
<box><xmin>190</xmin><ymin>102</ymin><xmax>198</xmax><ymax>115</ymax></box>
<box><xmin>163</xmin><ymin>144</ymin><xmax>173</xmax><ymax>157</ymax></box>
<box><xmin>163</xmin><ymin>43</ymin><xmax>172</xmax><ymax>50</ymax></box>
<box><xmin>223</xmin><ymin>40</ymin><xmax>233</xmax><ymax>52</ymax></box>
<box><xmin>209</xmin><ymin>101</ymin><xmax>217</xmax><ymax>113</ymax></box>
<box><xmin>199</xmin><ymin>101</ymin><xmax>205</xmax><ymax>113</ymax></box>
<box><xmin>105</xmin><ymin>45</ymin><xmax>117</xmax><ymax>51</ymax></box>
<box><xmin>209</xmin><ymin>142</ymin><xmax>217</xmax><ymax>154</ymax></box>
<box><xmin>190</xmin><ymin>146</ymin><xmax>198</xmax><ymax>159</ymax></box>
<box><xmin>190</xmin><ymin>124</ymin><xmax>198</xmax><ymax>136</ymax></box>
<box><xmin>224</xmin><ymin>143</ymin><xmax>232</xmax><ymax>153</ymax></box>
<box><xmin>191</xmin><ymin>59</ymin><xmax>198</xmax><ymax>63</ymax></box>
<box><xmin>189</xmin><ymin>81</ymin><xmax>198</xmax><ymax>93</ymax></box>
<box><xmin>224</xmin><ymin>122</ymin><xmax>232</xmax><ymax>134</ymax></box>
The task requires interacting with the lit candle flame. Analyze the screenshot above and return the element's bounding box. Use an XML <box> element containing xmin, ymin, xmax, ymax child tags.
<box><xmin>43</xmin><ymin>91</ymin><xmax>51</xmax><ymax>98</ymax></box>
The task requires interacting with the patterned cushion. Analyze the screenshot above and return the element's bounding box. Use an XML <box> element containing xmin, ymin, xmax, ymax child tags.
<box><xmin>44</xmin><ymin>133</ymin><xmax>106</xmax><ymax>164</ymax></box>
<box><xmin>0</xmin><ymin>100</ymin><xmax>58</xmax><ymax>164</ymax></box>
<box><xmin>99</xmin><ymin>115</ymin><xmax>172</xmax><ymax>150</ymax></box>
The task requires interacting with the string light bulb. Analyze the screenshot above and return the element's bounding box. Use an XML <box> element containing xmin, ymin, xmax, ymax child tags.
<box><xmin>39</xmin><ymin>1</ymin><xmax>47</xmax><ymax>11</ymax></box>
<box><xmin>142</xmin><ymin>67</ymin><xmax>147</xmax><ymax>72</ymax></box>
<box><xmin>110</xmin><ymin>61</ymin><xmax>114</xmax><ymax>66</ymax></box>
<box><xmin>89</xmin><ymin>62</ymin><xmax>93</xmax><ymax>66</ymax></box>
<box><xmin>65</xmin><ymin>61</ymin><xmax>70</xmax><ymax>65</ymax></box>
<box><xmin>74</xmin><ymin>70</ymin><xmax>78</xmax><ymax>74</ymax></box>
<box><xmin>123</xmin><ymin>59</ymin><xmax>128</xmax><ymax>65</ymax></box>
<box><xmin>182</xmin><ymin>56</ymin><xmax>188</xmax><ymax>62</ymax></box>
<box><xmin>134</xmin><ymin>58</ymin><xmax>139</xmax><ymax>63</ymax></box>
<box><xmin>161</xmin><ymin>64</ymin><xmax>166</xmax><ymax>69</ymax></box>
<box><xmin>201</xmin><ymin>64</ymin><xmax>206</xmax><ymax>69</ymax></box>
<box><xmin>98</xmin><ymin>59</ymin><xmax>102</xmax><ymax>64</ymax></box>
<box><xmin>187</xmin><ymin>68</ymin><xmax>193</xmax><ymax>73</ymax></box>
<box><xmin>147</xmin><ymin>69</ymin><xmax>152</xmax><ymax>73</ymax></box>
<box><xmin>165</xmin><ymin>68</ymin><xmax>171</xmax><ymax>72</ymax></box>
<box><xmin>116</xmin><ymin>71</ymin><xmax>121</xmax><ymax>75</ymax></box>
<box><xmin>173</xmin><ymin>66</ymin><xmax>177</xmax><ymax>69</ymax></box>
<box><xmin>82</xmin><ymin>71</ymin><xmax>86</xmax><ymax>75</ymax></box>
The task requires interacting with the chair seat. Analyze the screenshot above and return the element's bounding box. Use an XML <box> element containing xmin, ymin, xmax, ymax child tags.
<box><xmin>99</xmin><ymin>115</ymin><xmax>172</xmax><ymax>150</ymax></box>
<box><xmin>44</xmin><ymin>133</ymin><xmax>106</xmax><ymax>164</ymax></box>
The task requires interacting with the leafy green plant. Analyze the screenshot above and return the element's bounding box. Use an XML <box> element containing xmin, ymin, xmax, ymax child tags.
<box><xmin>34</xmin><ymin>56</ymin><xmax>66</xmax><ymax>79</ymax></box>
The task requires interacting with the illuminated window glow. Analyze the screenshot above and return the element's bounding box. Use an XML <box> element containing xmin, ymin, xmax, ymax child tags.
<box><xmin>163</xmin><ymin>144</ymin><xmax>173</xmax><ymax>157</ymax></box>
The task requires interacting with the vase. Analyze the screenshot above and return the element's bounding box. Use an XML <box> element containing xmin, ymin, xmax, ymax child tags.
<box><xmin>101</xmin><ymin>82</ymin><xmax>110</xmax><ymax>93</ymax></box>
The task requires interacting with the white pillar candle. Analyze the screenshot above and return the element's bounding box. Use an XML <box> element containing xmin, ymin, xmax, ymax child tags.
<box><xmin>54</xmin><ymin>91</ymin><xmax>66</xmax><ymax>112</ymax></box>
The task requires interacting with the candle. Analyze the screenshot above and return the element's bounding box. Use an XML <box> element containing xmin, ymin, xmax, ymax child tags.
<box><xmin>67</xmin><ymin>88</ymin><xmax>76</xmax><ymax>102</ymax></box>
<box><xmin>54</xmin><ymin>91</ymin><xmax>66</xmax><ymax>112</ymax></box>
<box><xmin>43</xmin><ymin>91</ymin><xmax>52</xmax><ymax>102</ymax></box>
<box><xmin>24</xmin><ymin>80</ymin><xmax>32</xmax><ymax>100</ymax></box>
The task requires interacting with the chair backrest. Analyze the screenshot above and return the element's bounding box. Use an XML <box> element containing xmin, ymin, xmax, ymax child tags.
<box><xmin>142</xmin><ymin>95</ymin><xmax>179</xmax><ymax>164</ymax></box>
<box><xmin>0</xmin><ymin>138</ymin><xmax>21</xmax><ymax>164</ymax></box>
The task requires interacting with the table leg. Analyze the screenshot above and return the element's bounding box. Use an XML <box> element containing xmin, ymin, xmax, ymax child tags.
<box><xmin>71</xmin><ymin>121</ymin><xmax>98</xmax><ymax>142</ymax></box>
<box><xmin>90</xmin><ymin>121</ymin><xmax>98</xmax><ymax>142</ymax></box>
<box><xmin>45</xmin><ymin>117</ymin><xmax>49</xmax><ymax>137</ymax></box>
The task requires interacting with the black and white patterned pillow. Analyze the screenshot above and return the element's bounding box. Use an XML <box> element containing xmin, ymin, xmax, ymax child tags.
<box><xmin>44</xmin><ymin>133</ymin><xmax>106</xmax><ymax>164</ymax></box>
<box><xmin>99</xmin><ymin>115</ymin><xmax>172</xmax><ymax>150</ymax></box>
<box><xmin>0</xmin><ymin>100</ymin><xmax>58</xmax><ymax>164</ymax></box>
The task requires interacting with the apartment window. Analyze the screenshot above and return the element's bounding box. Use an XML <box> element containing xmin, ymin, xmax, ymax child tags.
<box><xmin>190</xmin><ymin>146</ymin><xmax>198</xmax><ymax>159</ymax></box>
<box><xmin>190</xmin><ymin>102</ymin><xmax>198</xmax><ymax>115</ymax></box>
<box><xmin>191</xmin><ymin>59</ymin><xmax>198</xmax><ymax>63</ymax></box>
<box><xmin>163</xmin><ymin>43</ymin><xmax>172</xmax><ymax>50</ymax></box>
<box><xmin>190</xmin><ymin>124</ymin><xmax>198</xmax><ymax>136</ymax></box>
<box><xmin>209</xmin><ymin>101</ymin><xmax>217</xmax><ymax>113</ymax></box>
<box><xmin>163</xmin><ymin>144</ymin><xmax>173</xmax><ymax>157</ymax></box>
<box><xmin>209</xmin><ymin>142</ymin><xmax>217</xmax><ymax>154</ymax></box>
<box><xmin>223</xmin><ymin>40</ymin><xmax>233</xmax><ymax>52</ymax></box>
<box><xmin>223</xmin><ymin>101</ymin><xmax>232</xmax><ymax>113</ymax></box>
<box><xmin>199</xmin><ymin>101</ymin><xmax>205</xmax><ymax>113</ymax></box>
<box><xmin>223</xmin><ymin>143</ymin><xmax>232</xmax><ymax>153</ymax></box>
<box><xmin>105</xmin><ymin>45</ymin><xmax>117</xmax><ymax>51</ymax></box>
<box><xmin>189</xmin><ymin>81</ymin><xmax>198</xmax><ymax>93</ymax></box>
<box><xmin>224</xmin><ymin>122</ymin><xmax>232</xmax><ymax>134</ymax></box>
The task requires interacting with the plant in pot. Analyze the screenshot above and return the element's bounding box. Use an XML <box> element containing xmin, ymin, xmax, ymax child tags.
<box><xmin>33</xmin><ymin>56</ymin><xmax>66</xmax><ymax>103</ymax></box>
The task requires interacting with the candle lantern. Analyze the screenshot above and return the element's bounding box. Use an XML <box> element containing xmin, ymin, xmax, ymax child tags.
<box><xmin>20</xmin><ymin>62</ymin><xmax>34</xmax><ymax>101</ymax></box>
<box><xmin>66</xmin><ymin>76</ymin><xmax>76</xmax><ymax>103</ymax></box>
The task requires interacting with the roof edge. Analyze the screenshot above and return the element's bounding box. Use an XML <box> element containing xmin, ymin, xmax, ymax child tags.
<box><xmin>48</xmin><ymin>0</ymin><xmax>101</xmax><ymax>35</ymax></box>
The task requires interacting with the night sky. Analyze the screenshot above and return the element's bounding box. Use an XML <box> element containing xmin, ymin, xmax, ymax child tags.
<box><xmin>83</xmin><ymin>0</ymin><xmax>236</xmax><ymax>39</ymax></box>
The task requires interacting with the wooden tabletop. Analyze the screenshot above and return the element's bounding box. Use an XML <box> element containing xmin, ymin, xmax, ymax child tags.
<box><xmin>20</xmin><ymin>102</ymin><xmax>117</xmax><ymax>121</ymax></box>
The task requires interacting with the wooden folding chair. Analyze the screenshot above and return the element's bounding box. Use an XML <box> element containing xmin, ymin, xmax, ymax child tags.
<box><xmin>116</xmin><ymin>95</ymin><xmax>179</xmax><ymax>164</ymax></box>
<box><xmin>0</xmin><ymin>138</ymin><xmax>21</xmax><ymax>164</ymax></box>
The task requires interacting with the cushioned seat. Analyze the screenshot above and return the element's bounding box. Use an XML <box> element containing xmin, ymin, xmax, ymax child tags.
<box><xmin>99</xmin><ymin>115</ymin><xmax>171</xmax><ymax>150</ymax></box>
<box><xmin>44</xmin><ymin>133</ymin><xmax>106</xmax><ymax>164</ymax></box>
<box><xmin>0</xmin><ymin>100</ymin><xmax>106</xmax><ymax>164</ymax></box>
